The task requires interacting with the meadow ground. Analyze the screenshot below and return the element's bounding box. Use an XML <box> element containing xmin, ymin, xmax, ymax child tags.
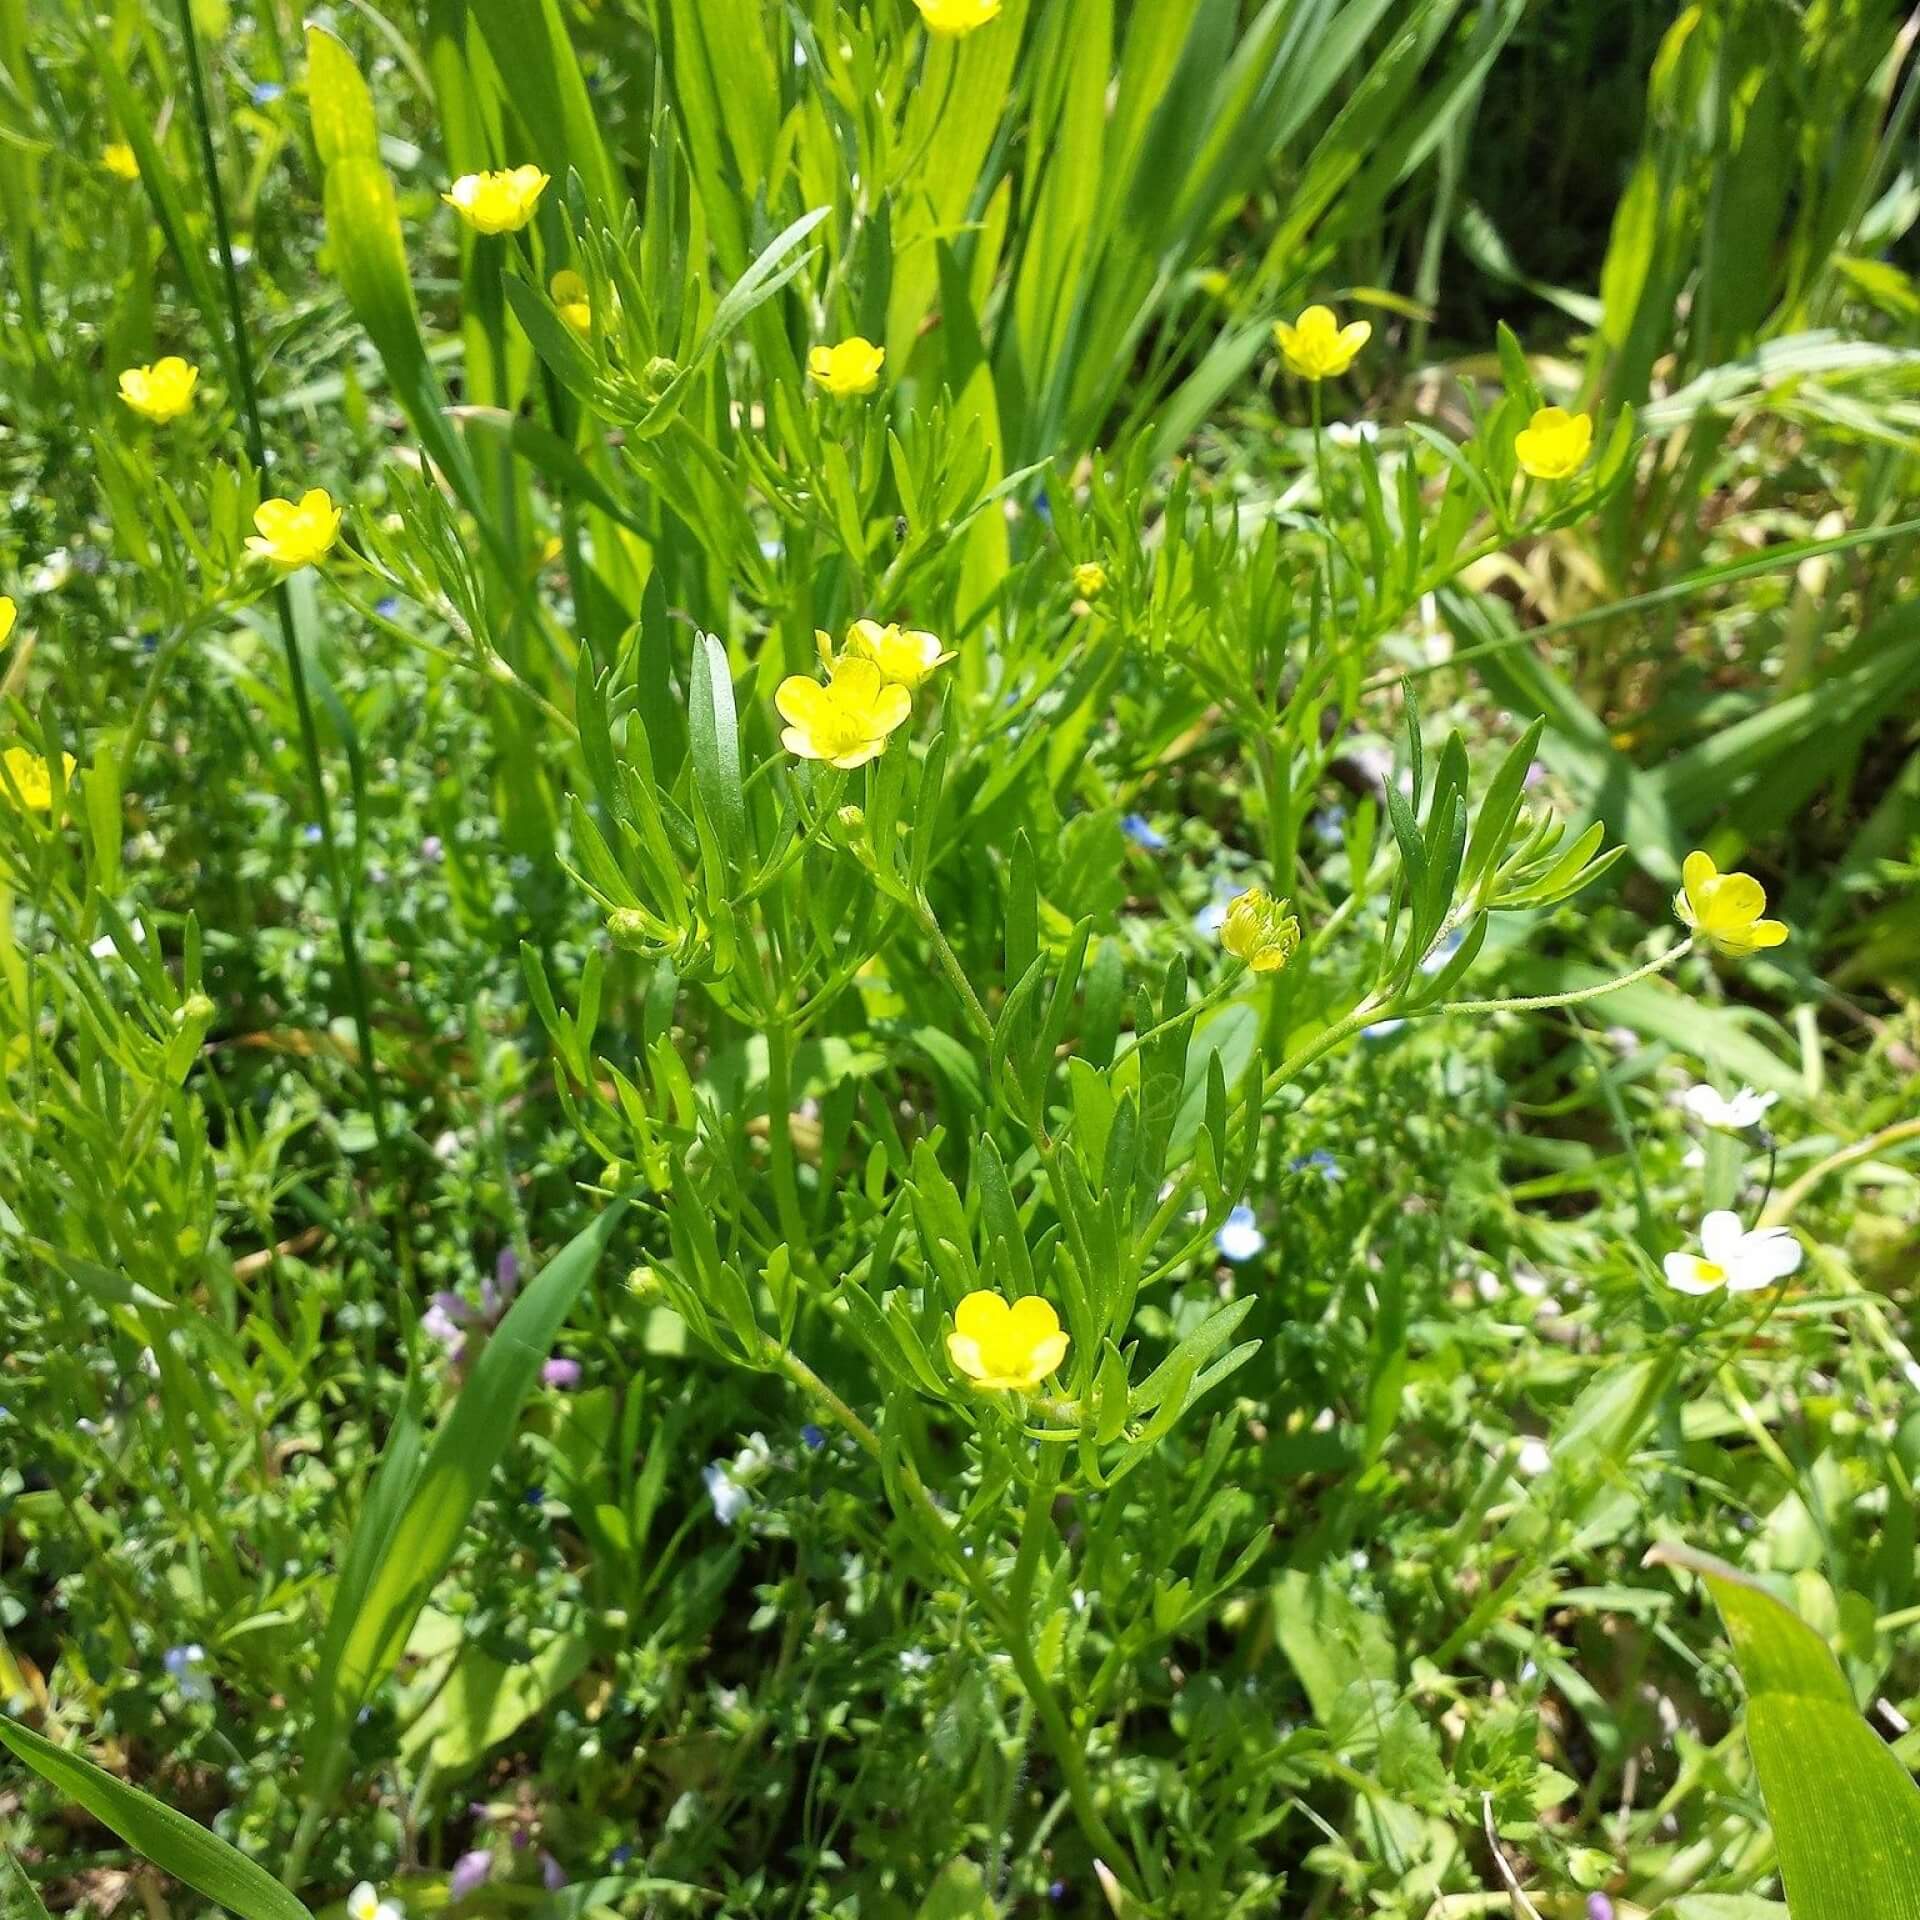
<box><xmin>2</xmin><ymin>3</ymin><xmax>1919</xmax><ymax>1918</ymax></box>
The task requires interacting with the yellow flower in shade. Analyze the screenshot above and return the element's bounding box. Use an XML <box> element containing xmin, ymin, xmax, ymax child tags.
<box><xmin>3</xmin><ymin>747</ymin><xmax>76</xmax><ymax>812</ymax></box>
<box><xmin>835</xmin><ymin>618</ymin><xmax>953</xmax><ymax>692</ymax></box>
<box><xmin>0</xmin><ymin>597</ymin><xmax>14</xmax><ymax>647</ymax></box>
<box><xmin>1272</xmin><ymin>304</ymin><xmax>1370</xmax><ymax>381</ymax></box>
<box><xmin>118</xmin><ymin>357</ymin><xmax>199</xmax><ymax>425</ymax></box>
<box><xmin>442</xmin><ymin>165</ymin><xmax>549</xmax><ymax>235</ymax></box>
<box><xmin>550</xmin><ymin>269</ymin><xmax>593</xmax><ymax>337</ymax></box>
<box><xmin>946</xmin><ymin>1290</ymin><xmax>1069</xmax><ymax>1392</ymax></box>
<box><xmin>247</xmin><ymin>489</ymin><xmax>342</xmax><ymax>571</ymax></box>
<box><xmin>914</xmin><ymin>0</ymin><xmax>1002</xmax><ymax>34</ymax></box>
<box><xmin>1221</xmin><ymin>886</ymin><xmax>1301</xmax><ymax>973</ymax></box>
<box><xmin>103</xmin><ymin>141</ymin><xmax>140</xmax><ymax>182</ymax></box>
<box><xmin>775</xmin><ymin>657</ymin><xmax>912</xmax><ymax>770</ymax></box>
<box><xmin>1072</xmin><ymin>562</ymin><xmax>1108</xmax><ymax>599</ymax></box>
<box><xmin>807</xmin><ymin>337</ymin><xmax>885</xmax><ymax>398</ymax></box>
<box><xmin>1514</xmin><ymin>405</ymin><xmax>1593</xmax><ymax>481</ymax></box>
<box><xmin>1673</xmin><ymin>850</ymin><xmax>1787</xmax><ymax>958</ymax></box>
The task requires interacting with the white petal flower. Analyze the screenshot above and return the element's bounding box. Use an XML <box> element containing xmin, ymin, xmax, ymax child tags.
<box><xmin>1215</xmin><ymin>1204</ymin><xmax>1266</xmax><ymax>1263</ymax></box>
<box><xmin>1678</xmin><ymin>1083</ymin><xmax>1777</xmax><ymax>1132</ymax></box>
<box><xmin>703</xmin><ymin>1461</ymin><xmax>750</xmax><ymax>1527</ymax></box>
<box><xmin>1663</xmin><ymin>1210</ymin><xmax>1801</xmax><ymax>1296</ymax></box>
<box><xmin>347</xmin><ymin>1885</ymin><xmax>403</xmax><ymax>1920</ymax></box>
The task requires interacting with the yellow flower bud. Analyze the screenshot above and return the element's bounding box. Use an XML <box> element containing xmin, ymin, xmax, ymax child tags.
<box><xmin>103</xmin><ymin>142</ymin><xmax>140</xmax><ymax>182</ymax></box>
<box><xmin>1072</xmin><ymin>562</ymin><xmax>1108</xmax><ymax>600</ymax></box>
<box><xmin>1221</xmin><ymin>887</ymin><xmax>1301</xmax><ymax>973</ymax></box>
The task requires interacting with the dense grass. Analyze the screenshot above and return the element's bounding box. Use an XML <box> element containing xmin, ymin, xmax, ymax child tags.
<box><xmin>3</xmin><ymin>2</ymin><xmax>1919</xmax><ymax>1917</ymax></box>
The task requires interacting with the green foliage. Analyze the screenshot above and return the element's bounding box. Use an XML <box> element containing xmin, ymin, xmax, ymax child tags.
<box><xmin>2</xmin><ymin>1</ymin><xmax>1918</xmax><ymax>1917</ymax></box>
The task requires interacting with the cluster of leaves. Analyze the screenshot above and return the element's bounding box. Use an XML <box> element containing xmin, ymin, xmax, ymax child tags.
<box><xmin>2</xmin><ymin>1</ymin><xmax>1918</xmax><ymax>1918</ymax></box>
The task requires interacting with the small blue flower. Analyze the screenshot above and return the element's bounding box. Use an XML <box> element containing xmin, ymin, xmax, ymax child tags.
<box><xmin>800</xmin><ymin>1423</ymin><xmax>825</xmax><ymax>1451</ymax></box>
<box><xmin>302</xmin><ymin>823</ymin><xmax>323</xmax><ymax>844</ymax></box>
<box><xmin>373</xmin><ymin>595</ymin><xmax>400</xmax><ymax>619</ymax></box>
<box><xmin>1361</xmin><ymin>1017</ymin><xmax>1406</xmax><ymax>1041</ymax></box>
<box><xmin>523</xmin><ymin>1485</ymin><xmax>545</xmax><ymax>1507</ymax></box>
<box><xmin>251</xmin><ymin>80</ymin><xmax>285</xmax><ymax>105</ymax></box>
<box><xmin>1122</xmin><ymin>812</ymin><xmax>1168</xmax><ymax>852</ymax></box>
<box><xmin>1586</xmin><ymin>1900</ymin><xmax>1614</xmax><ymax>1920</ymax></box>
<box><xmin>1216</xmin><ymin>1204</ymin><xmax>1265</xmax><ymax>1263</ymax></box>
<box><xmin>163</xmin><ymin>1644</ymin><xmax>214</xmax><ymax>1703</ymax></box>
<box><xmin>1049</xmin><ymin>1881</ymin><xmax>1069</xmax><ymax>1904</ymax></box>
<box><xmin>609</xmin><ymin>1845</ymin><xmax>634</xmax><ymax>1869</ymax></box>
<box><xmin>1291</xmin><ymin>1149</ymin><xmax>1343</xmax><ymax>1183</ymax></box>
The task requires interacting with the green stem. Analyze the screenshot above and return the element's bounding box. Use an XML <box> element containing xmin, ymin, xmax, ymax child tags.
<box><xmin>1761</xmin><ymin>1114</ymin><xmax>1920</xmax><ymax>1228</ymax></box>
<box><xmin>1406</xmin><ymin>939</ymin><xmax>1692</xmax><ymax>1020</ymax></box>
<box><xmin>913</xmin><ymin>891</ymin><xmax>994</xmax><ymax>1044</ymax></box>
<box><xmin>172</xmin><ymin>0</ymin><xmax>390</xmax><ymax>1166</ymax></box>
<box><xmin>763</xmin><ymin>1014</ymin><xmax>811</xmax><ymax>1260</ymax></box>
<box><xmin>769</xmin><ymin>1343</ymin><xmax>1141</xmax><ymax>1892</ymax></box>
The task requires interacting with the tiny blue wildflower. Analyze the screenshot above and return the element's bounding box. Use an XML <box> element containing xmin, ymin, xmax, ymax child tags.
<box><xmin>302</xmin><ymin>823</ymin><xmax>323</xmax><ymax>844</ymax></box>
<box><xmin>1122</xmin><ymin>812</ymin><xmax>1168</xmax><ymax>852</ymax></box>
<box><xmin>609</xmin><ymin>1845</ymin><xmax>634</xmax><ymax>1869</ymax></box>
<box><xmin>373</xmin><ymin>595</ymin><xmax>400</xmax><ymax>619</ymax></box>
<box><xmin>1587</xmin><ymin>1900</ymin><xmax>1614</xmax><ymax>1920</ymax></box>
<box><xmin>163</xmin><ymin>1643</ymin><xmax>214</xmax><ymax>1703</ymax></box>
<box><xmin>800</xmin><ymin>1423</ymin><xmax>826</xmax><ymax>1450</ymax></box>
<box><xmin>1291</xmin><ymin>1149</ymin><xmax>1343</xmax><ymax>1182</ymax></box>
<box><xmin>1216</xmin><ymin>1204</ymin><xmax>1265</xmax><ymax>1263</ymax></box>
<box><xmin>251</xmin><ymin>80</ymin><xmax>285</xmax><ymax>104</ymax></box>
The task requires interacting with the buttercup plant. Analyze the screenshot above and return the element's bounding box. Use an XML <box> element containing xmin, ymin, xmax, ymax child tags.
<box><xmin>3</xmin><ymin>3</ymin><xmax>1912</xmax><ymax>1916</ymax></box>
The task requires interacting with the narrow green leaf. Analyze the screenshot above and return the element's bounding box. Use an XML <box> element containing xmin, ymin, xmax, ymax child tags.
<box><xmin>1648</xmin><ymin>1545</ymin><xmax>1920</xmax><ymax>1920</ymax></box>
<box><xmin>0</xmin><ymin>1718</ymin><xmax>307</xmax><ymax>1920</ymax></box>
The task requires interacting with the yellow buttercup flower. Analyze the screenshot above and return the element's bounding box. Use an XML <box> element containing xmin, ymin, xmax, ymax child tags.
<box><xmin>550</xmin><ymin>269</ymin><xmax>593</xmax><ymax>337</ymax></box>
<box><xmin>1272</xmin><ymin>304</ymin><xmax>1370</xmax><ymax>381</ymax></box>
<box><xmin>834</xmin><ymin>618</ymin><xmax>953</xmax><ymax>692</ymax></box>
<box><xmin>3</xmin><ymin>747</ymin><xmax>77</xmax><ymax>812</ymax></box>
<box><xmin>442</xmin><ymin>165</ymin><xmax>550</xmax><ymax>235</ymax></box>
<box><xmin>247</xmin><ymin>489</ymin><xmax>342</xmax><ymax>571</ymax></box>
<box><xmin>946</xmin><ymin>1290</ymin><xmax>1069</xmax><ymax>1392</ymax></box>
<box><xmin>118</xmin><ymin>357</ymin><xmax>200</xmax><ymax>425</ymax></box>
<box><xmin>1220</xmin><ymin>887</ymin><xmax>1301</xmax><ymax>973</ymax></box>
<box><xmin>1514</xmin><ymin>405</ymin><xmax>1592</xmax><ymax>481</ymax></box>
<box><xmin>776</xmin><ymin>657</ymin><xmax>912</xmax><ymax>770</ymax></box>
<box><xmin>807</xmin><ymin>337</ymin><xmax>885</xmax><ymax>398</ymax></box>
<box><xmin>1673</xmin><ymin>850</ymin><xmax>1787</xmax><ymax>958</ymax></box>
<box><xmin>0</xmin><ymin>597</ymin><xmax>15</xmax><ymax>647</ymax></box>
<box><xmin>1072</xmin><ymin>562</ymin><xmax>1108</xmax><ymax>599</ymax></box>
<box><xmin>103</xmin><ymin>141</ymin><xmax>140</xmax><ymax>182</ymax></box>
<box><xmin>914</xmin><ymin>0</ymin><xmax>1002</xmax><ymax>34</ymax></box>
